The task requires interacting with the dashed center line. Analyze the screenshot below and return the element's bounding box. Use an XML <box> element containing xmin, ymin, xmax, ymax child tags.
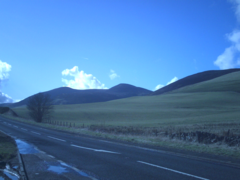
<box><xmin>71</xmin><ymin>144</ymin><xmax>120</xmax><ymax>154</ymax></box>
<box><xmin>48</xmin><ymin>136</ymin><xmax>66</xmax><ymax>142</ymax></box>
<box><xmin>13</xmin><ymin>125</ymin><xmax>18</xmax><ymax>128</ymax></box>
<box><xmin>21</xmin><ymin>128</ymin><xmax>28</xmax><ymax>131</ymax></box>
<box><xmin>48</xmin><ymin>155</ymin><xmax>55</xmax><ymax>158</ymax></box>
<box><xmin>137</xmin><ymin>161</ymin><xmax>209</xmax><ymax>180</ymax></box>
<box><xmin>31</xmin><ymin>131</ymin><xmax>40</xmax><ymax>135</ymax></box>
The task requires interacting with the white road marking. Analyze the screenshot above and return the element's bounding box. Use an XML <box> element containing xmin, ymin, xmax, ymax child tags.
<box><xmin>71</xmin><ymin>144</ymin><xmax>95</xmax><ymax>151</ymax></box>
<box><xmin>137</xmin><ymin>161</ymin><xmax>209</xmax><ymax>180</ymax></box>
<box><xmin>31</xmin><ymin>131</ymin><xmax>40</xmax><ymax>135</ymax></box>
<box><xmin>95</xmin><ymin>150</ymin><xmax>120</xmax><ymax>153</ymax></box>
<box><xmin>71</xmin><ymin>144</ymin><xmax>120</xmax><ymax>154</ymax></box>
<box><xmin>48</xmin><ymin>155</ymin><xmax>55</xmax><ymax>158</ymax></box>
<box><xmin>72</xmin><ymin>167</ymin><xmax>80</xmax><ymax>171</ymax></box>
<box><xmin>13</xmin><ymin>125</ymin><xmax>18</xmax><ymax>128</ymax></box>
<box><xmin>21</xmin><ymin>128</ymin><xmax>27</xmax><ymax>131</ymax></box>
<box><xmin>39</xmin><ymin>150</ymin><xmax>46</xmax><ymax>154</ymax></box>
<box><xmin>47</xmin><ymin>136</ymin><xmax>66</xmax><ymax>142</ymax></box>
<box><xmin>99</xmin><ymin>140</ymin><xmax>112</xmax><ymax>143</ymax></box>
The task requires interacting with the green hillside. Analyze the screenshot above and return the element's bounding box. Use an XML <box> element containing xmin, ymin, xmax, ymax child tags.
<box><xmin>151</xmin><ymin>68</ymin><xmax>240</xmax><ymax>95</ymax></box>
<box><xmin>12</xmin><ymin>70</ymin><xmax>240</xmax><ymax>127</ymax></box>
<box><xmin>170</xmin><ymin>71</ymin><xmax>240</xmax><ymax>93</ymax></box>
<box><xmin>13</xmin><ymin>91</ymin><xmax>240</xmax><ymax>127</ymax></box>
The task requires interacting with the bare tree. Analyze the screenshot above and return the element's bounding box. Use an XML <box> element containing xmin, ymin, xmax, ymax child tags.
<box><xmin>27</xmin><ymin>93</ymin><xmax>54</xmax><ymax>122</ymax></box>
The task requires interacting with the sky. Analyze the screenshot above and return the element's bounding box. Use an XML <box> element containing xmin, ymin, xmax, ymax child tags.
<box><xmin>1</xmin><ymin>0</ymin><xmax>240</xmax><ymax>103</ymax></box>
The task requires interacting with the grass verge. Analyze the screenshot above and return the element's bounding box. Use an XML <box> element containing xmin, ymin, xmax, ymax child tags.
<box><xmin>0</xmin><ymin>131</ymin><xmax>17</xmax><ymax>162</ymax></box>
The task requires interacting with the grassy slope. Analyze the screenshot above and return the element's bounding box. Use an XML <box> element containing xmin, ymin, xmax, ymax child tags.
<box><xmin>13</xmin><ymin>71</ymin><xmax>240</xmax><ymax>127</ymax></box>
<box><xmin>13</xmin><ymin>90</ymin><xmax>240</xmax><ymax>127</ymax></box>
<box><xmin>170</xmin><ymin>71</ymin><xmax>240</xmax><ymax>93</ymax></box>
<box><xmin>151</xmin><ymin>68</ymin><xmax>240</xmax><ymax>95</ymax></box>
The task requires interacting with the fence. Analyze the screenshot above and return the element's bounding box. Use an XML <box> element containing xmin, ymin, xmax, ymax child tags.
<box><xmin>45</xmin><ymin>120</ymin><xmax>85</xmax><ymax>128</ymax></box>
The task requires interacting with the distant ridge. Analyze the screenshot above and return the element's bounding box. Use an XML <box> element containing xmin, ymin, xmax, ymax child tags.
<box><xmin>109</xmin><ymin>83</ymin><xmax>151</xmax><ymax>95</ymax></box>
<box><xmin>6</xmin><ymin>83</ymin><xmax>152</xmax><ymax>108</ymax></box>
<box><xmin>171</xmin><ymin>70</ymin><xmax>240</xmax><ymax>93</ymax></box>
<box><xmin>151</xmin><ymin>68</ymin><xmax>240</xmax><ymax>95</ymax></box>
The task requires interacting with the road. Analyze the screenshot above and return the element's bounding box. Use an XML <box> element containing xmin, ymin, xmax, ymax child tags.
<box><xmin>0</xmin><ymin>116</ymin><xmax>239</xmax><ymax>180</ymax></box>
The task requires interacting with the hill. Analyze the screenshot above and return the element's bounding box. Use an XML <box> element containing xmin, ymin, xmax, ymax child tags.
<box><xmin>12</xmin><ymin>68</ymin><xmax>240</xmax><ymax>127</ymax></box>
<box><xmin>7</xmin><ymin>83</ymin><xmax>152</xmax><ymax>108</ymax></box>
<box><xmin>170</xmin><ymin>70</ymin><xmax>240</xmax><ymax>93</ymax></box>
<box><xmin>13</xmin><ymin>91</ymin><xmax>240</xmax><ymax>127</ymax></box>
<box><xmin>151</xmin><ymin>68</ymin><xmax>240</xmax><ymax>95</ymax></box>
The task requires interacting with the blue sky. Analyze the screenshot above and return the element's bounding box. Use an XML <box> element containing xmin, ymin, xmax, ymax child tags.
<box><xmin>0</xmin><ymin>0</ymin><xmax>240</xmax><ymax>103</ymax></box>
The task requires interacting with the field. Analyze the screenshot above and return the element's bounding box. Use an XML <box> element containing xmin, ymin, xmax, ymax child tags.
<box><xmin>172</xmin><ymin>70</ymin><xmax>240</xmax><ymax>93</ymax></box>
<box><xmin>13</xmin><ymin>71</ymin><xmax>240</xmax><ymax>127</ymax></box>
<box><xmin>13</xmin><ymin>91</ymin><xmax>240</xmax><ymax>128</ymax></box>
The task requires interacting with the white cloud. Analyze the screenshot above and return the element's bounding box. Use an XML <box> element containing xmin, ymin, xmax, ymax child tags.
<box><xmin>214</xmin><ymin>31</ymin><xmax>240</xmax><ymax>69</ymax></box>
<box><xmin>214</xmin><ymin>1</ymin><xmax>240</xmax><ymax>69</ymax></box>
<box><xmin>154</xmin><ymin>77</ymin><xmax>179</xmax><ymax>91</ymax></box>
<box><xmin>154</xmin><ymin>84</ymin><xmax>164</xmax><ymax>91</ymax></box>
<box><xmin>167</xmin><ymin>77</ymin><xmax>179</xmax><ymax>85</ymax></box>
<box><xmin>109</xmin><ymin>69</ymin><xmax>119</xmax><ymax>80</ymax></box>
<box><xmin>0</xmin><ymin>60</ymin><xmax>11</xmax><ymax>80</ymax></box>
<box><xmin>0</xmin><ymin>60</ymin><xmax>13</xmax><ymax>103</ymax></box>
<box><xmin>62</xmin><ymin>66</ymin><xmax>107</xmax><ymax>89</ymax></box>
<box><xmin>0</xmin><ymin>92</ymin><xmax>13</xmax><ymax>104</ymax></box>
<box><xmin>14</xmin><ymin>99</ymin><xmax>22</xmax><ymax>103</ymax></box>
<box><xmin>230</xmin><ymin>0</ymin><xmax>240</xmax><ymax>22</ymax></box>
<box><xmin>214</xmin><ymin>46</ymin><xmax>236</xmax><ymax>69</ymax></box>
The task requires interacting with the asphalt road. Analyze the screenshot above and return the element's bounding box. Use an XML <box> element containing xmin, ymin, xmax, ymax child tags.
<box><xmin>0</xmin><ymin>116</ymin><xmax>239</xmax><ymax>180</ymax></box>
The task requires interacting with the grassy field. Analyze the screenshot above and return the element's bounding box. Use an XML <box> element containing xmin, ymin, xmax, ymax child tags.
<box><xmin>13</xmin><ymin>91</ymin><xmax>240</xmax><ymax>128</ymax></box>
<box><xmin>171</xmin><ymin>71</ymin><xmax>240</xmax><ymax>93</ymax></box>
<box><xmin>13</xmin><ymin>71</ymin><xmax>240</xmax><ymax>127</ymax></box>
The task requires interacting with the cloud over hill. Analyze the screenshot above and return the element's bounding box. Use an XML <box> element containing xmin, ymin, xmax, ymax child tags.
<box><xmin>154</xmin><ymin>76</ymin><xmax>178</xmax><ymax>91</ymax></box>
<box><xmin>62</xmin><ymin>66</ymin><xmax>107</xmax><ymax>89</ymax></box>
<box><xmin>0</xmin><ymin>60</ymin><xmax>13</xmax><ymax>103</ymax></box>
<box><xmin>214</xmin><ymin>0</ymin><xmax>240</xmax><ymax>69</ymax></box>
<box><xmin>109</xmin><ymin>69</ymin><xmax>119</xmax><ymax>80</ymax></box>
